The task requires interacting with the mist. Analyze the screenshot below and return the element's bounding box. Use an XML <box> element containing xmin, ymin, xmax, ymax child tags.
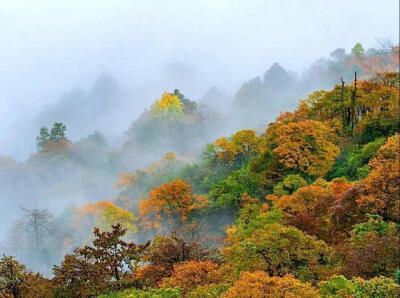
<box><xmin>1</xmin><ymin>0</ymin><xmax>397</xmax><ymax>159</ymax></box>
<box><xmin>0</xmin><ymin>0</ymin><xmax>398</xmax><ymax>276</ymax></box>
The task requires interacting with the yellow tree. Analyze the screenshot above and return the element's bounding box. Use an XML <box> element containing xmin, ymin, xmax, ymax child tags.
<box><xmin>150</xmin><ymin>92</ymin><xmax>183</xmax><ymax>121</ymax></box>
<box><xmin>224</xmin><ymin>222</ymin><xmax>334</xmax><ymax>282</ymax></box>
<box><xmin>214</xmin><ymin>130</ymin><xmax>259</xmax><ymax>163</ymax></box>
<box><xmin>73</xmin><ymin>201</ymin><xmax>137</xmax><ymax>236</ymax></box>
<box><xmin>272</xmin><ymin>120</ymin><xmax>339</xmax><ymax>176</ymax></box>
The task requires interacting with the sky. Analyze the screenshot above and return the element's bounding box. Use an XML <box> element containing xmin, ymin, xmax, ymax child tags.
<box><xmin>0</xmin><ymin>0</ymin><xmax>398</xmax><ymax>160</ymax></box>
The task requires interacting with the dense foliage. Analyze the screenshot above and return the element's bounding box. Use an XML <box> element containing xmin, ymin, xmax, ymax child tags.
<box><xmin>0</xmin><ymin>43</ymin><xmax>398</xmax><ymax>297</ymax></box>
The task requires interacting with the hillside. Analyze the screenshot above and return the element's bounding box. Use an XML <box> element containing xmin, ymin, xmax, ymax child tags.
<box><xmin>0</xmin><ymin>44</ymin><xmax>399</xmax><ymax>297</ymax></box>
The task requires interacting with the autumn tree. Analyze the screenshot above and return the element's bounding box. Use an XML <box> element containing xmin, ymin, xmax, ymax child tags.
<box><xmin>0</xmin><ymin>255</ymin><xmax>27</xmax><ymax>297</ymax></box>
<box><xmin>161</xmin><ymin>261</ymin><xmax>222</xmax><ymax>294</ymax></box>
<box><xmin>20</xmin><ymin>272</ymin><xmax>53</xmax><ymax>298</ymax></box>
<box><xmin>52</xmin><ymin>252</ymin><xmax>104</xmax><ymax>297</ymax></box>
<box><xmin>269</xmin><ymin>178</ymin><xmax>353</xmax><ymax>242</ymax></box>
<box><xmin>223</xmin><ymin>271</ymin><xmax>319</xmax><ymax>298</ymax></box>
<box><xmin>144</xmin><ymin>223</ymin><xmax>216</xmax><ymax>271</ymax></box>
<box><xmin>73</xmin><ymin>201</ymin><xmax>137</xmax><ymax>239</ymax></box>
<box><xmin>135</xmin><ymin>223</ymin><xmax>218</xmax><ymax>287</ymax></box>
<box><xmin>319</xmin><ymin>275</ymin><xmax>400</xmax><ymax>297</ymax></box>
<box><xmin>329</xmin><ymin>185</ymin><xmax>366</xmax><ymax>240</ymax></box>
<box><xmin>339</xmin><ymin>215</ymin><xmax>400</xmax><ymax>279</ymax></box>
<box><xmin>150</xmin><ymin>92</ymin><xmax>183</xmax><ymax>121</ymax></box>
<box><xmin>214</xmin><ymin>130</ymin><xmax>259</xmax><ymax>164</ymax></box>
<box><xmin>271</xmin><ymin>120</ymin><xmax>340</xmax><ymax>177</ymax></box>
<box><xmin>53</xmin><ymin>224</ymin><xmax>149</xmax><ymax>297</ymax></box>
<box><xmin>269</xmin><ymin>184</ymin><xmax>335</xmax><ymax>241</ymax></box>
<box><xmin>224</xmin><ymin>222</ymin><xmax>335</xmax><ymax>282</ymax></box>
<box><xmin>114</xmin><ymin>172</ymin><xmax>137</xmax><ymax>189</ymax></box>
<box><xmin>358</xmin><ymin>134</ymin><xmax>400</xmax><ymax>222</ymax></box>
<box><xmin>139</xmin><ymin>179</ymin><xmax>208</xmax><ymax>229</ymax></box>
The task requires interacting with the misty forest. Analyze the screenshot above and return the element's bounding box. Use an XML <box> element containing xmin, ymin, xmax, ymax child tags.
<box><xmin>0</xmin><ymin>1</ymin><xmax>399</xmax><ymax>298</ymax></box>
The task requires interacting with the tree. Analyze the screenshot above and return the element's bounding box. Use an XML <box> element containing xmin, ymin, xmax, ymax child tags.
<box><xmin>143</xmin><ymin>223</ymin><xmax>216</xmax><ymax>272</ymax></box>
<box><xmin>134</xmin><ymin>223</ymin><xmax>217</xmax><ymax>287</ymax></box>
<box><xmin>173</xmin><ymin>89</ymin><xmax>197</xmax><ymax>114</ymax></box>
<box><xmin>358</xmin><ymin>134</ymin><xmax>400</xmax><ymax>222</ymax></box>
<box><xmin>73</xmin><ymin>201</ymin><xmax>137</xmax><ymax>238</ymax></box>
<box><xmin>223</xmin><ymin>271</ymin><xmax>319</xmax><ymax>298</ymax></box>
<box><xmin>7</xmin><ymin>208</ymin><xmax>54</xmax><ymax>268</ymax></box>
<box><xmin>99</xmin><ymin>287</ymin><xmax>181</xmax><ymax>297</ymax></box>
<box><xmin>224</xmin><ymin>222</ymin><xmax>335</xmax><ymax>282</ymax></box>
<box><xmin>20</xmin><ymin>207</ymin><xmax>53</xmax><ymax>249</ymax></box>
<box><xmin>214</xmin><ymin>130</ymin><xmax>259</xmax><ymax>164</ymax></box>
<box><xmin>271</xmin><ymin>120</ymin><xmax>340</xmax><ymax>177</ymax></box>
<box><xmin>150</xmin><ymin>92</ymin><xmax>183</xmax><ymax>121</ymax></box>
<box><xmin>161</xmin><ymin>261</ymin><xmax>222</xmax><ymax>294</ymax></box>
<box><xmin>339</xmin><ymin>215</ymin><xmax>400</xmax><ymax>279</ymax></box>
<box><xmin>36</xmin><ymin>126</ymin><xmax>50</xmax><ymax>151</ymax></box>
<box><xmin>248</xmin><ymin>149</ymin><xmax>286</xmax><ymax>194</ymax></box>
<box><xmin>273</xmin><ymin>174</ymin><xmax>307</xmax><ymax>196</ymax></box>
<box><xmin>0</xmin><ymin>255</ymin><xmax>52</xmax><ymax>298</ymax></box>
<box><xmin>139</xmin><ymin>179</ymin><xmax>208</xmax><ymax>229</ymax></box>
<box><xmin>20</xmin><ymin>272</ymin><xmax>52</xmax><ymax>298</ymax></box>
<box><xmin>36</xmin><ymin>122</ymin><xmax>71</xmax><ymax>154</ymax></box>
<box><xmin>269</xmin><ymin>184</ymin><xmax>336</xmax><ymax>242</ymax></box>
<box><xmin>319</xmin><ymin>275</ymin><xmax>400</xmax><ymax>297</ymax></box>
<box><xmin>52</xmin><ymin>252</ymin><xmax>104</xmax><ymax>297</ymax></box>
<box><xmin>53</xmin><ymin>224</ymin><xmax>149</xmax><ymax>297</ymax></box>
<box><xmin>209</xmin><ymin>168</ymin><xmax>258</xmax><ymax>208</ymax></box>
<box><xmin>81</xmin><ymin>224</ymin><xmax>149</xmax><ymax>280</ymax></box>
<box><xmin>187</xmin><ymin>283</ymin><xmax>229</xmax><ymax>298</ymax></box>
<box><xmin>0</xmin><ymin>255</ymin><xmax>27</xmax><ymax>297</ymax></box>
<box><xmin>49</xmin><ymin>122</ymin><xmax>67</xmax><ymax>142</ymax></box>
<box><xmin>329</xmin><ymin>185</ymin><xmax>365</xmax><ymax>240</ymax></box>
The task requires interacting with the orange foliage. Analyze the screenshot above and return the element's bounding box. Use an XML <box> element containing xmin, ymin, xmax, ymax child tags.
<box><xmin>161</xmin><ymin>261</ymin><xmax>222</xmax><ymax>294</ymax></box>
<box><xmin>348</xmin><ymin>46</ymin><xmax>399</xmax><ymax>76</ymax></box>
<box><xmin>134</xmin><ymin>264</ymin><xmax>169</xmax><ymax>287</ymax></box>
<box><xmin>139</xmin><ymin>180</ymin><xmax>209</xmax><ymax>229</ymax></box>
<box><xmin>76</xmin><ymin>201</ymin><xmax>115</xmax><ymax>216</ymax></box>
<box><xmin>358</xmin><ymin>134</ymin><xmax>400</xmax><ymax>222</ymax></box>
<box><xmin>73</xmin><ymin>201</ymin><xmax>137</xmax><ymax>234</ymax></box>
<box><xmin>223</xmin><ymin>271</ymin><xmax>319</xmax><ymax>298</ymax></box>
<box><xmin>42</xmin><ymin>139</ymin><xmax>75</xmax><ymax>155</ymax></box>
<box><xmin>269</xmin><ymin>185</ymin><xmax>334</xmax><ymax>240</ymax></box>
<box><xmin>114</xmin><ymin>172</ymin><xmax>136</xmax><ymax>189</ymax></box>
<box><xmin>269</xmin><ymin>178</ymin><xmax>354</xmax><ymax>241</ymax></box>
<box><xmin>272</xmin><ymin>120</ymin><xmax>339</xmax><ymax>176</ymax></box>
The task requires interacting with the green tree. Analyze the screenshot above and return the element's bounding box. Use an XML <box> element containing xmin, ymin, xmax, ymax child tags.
<box><xmin>319</xmin><ymin>275</ymin><xmax>400</xmax><ymax>297</ymax></box>
<box><xmin>351</xmin><ymin>43</ymin><xmax>364</xmax><ymax>56</ymax></box>
<box><xmin>36</xmin><ymin>126</ymin><xmax>50</xmax><ymax>151</ymax></box>
<box><xmin>49</xmin><ymin>122</ymin><xmax>67</xmax><ymax>142</ymax></box>
<box><xmin>174</xmin><ymin>89</ymin><xmax>197</xmax><ymax>114</ymax></box>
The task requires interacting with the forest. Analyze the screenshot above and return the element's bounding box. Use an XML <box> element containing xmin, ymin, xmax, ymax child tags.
<box><xmin>0</xmin><ymin>42</ymin><xmax>399</xmax><ymax>297</ymax></box>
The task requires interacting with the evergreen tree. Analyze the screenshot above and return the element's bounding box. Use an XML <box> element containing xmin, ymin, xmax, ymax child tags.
<box><xmin>36</xmin><ymin>126</ymin><xmax>50</xmax><ymax>151</ymax></box>
<box><xmin>49</xmin><ymin>122</ymin><xmax>66</xmax><ymax>142</ymax></box>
